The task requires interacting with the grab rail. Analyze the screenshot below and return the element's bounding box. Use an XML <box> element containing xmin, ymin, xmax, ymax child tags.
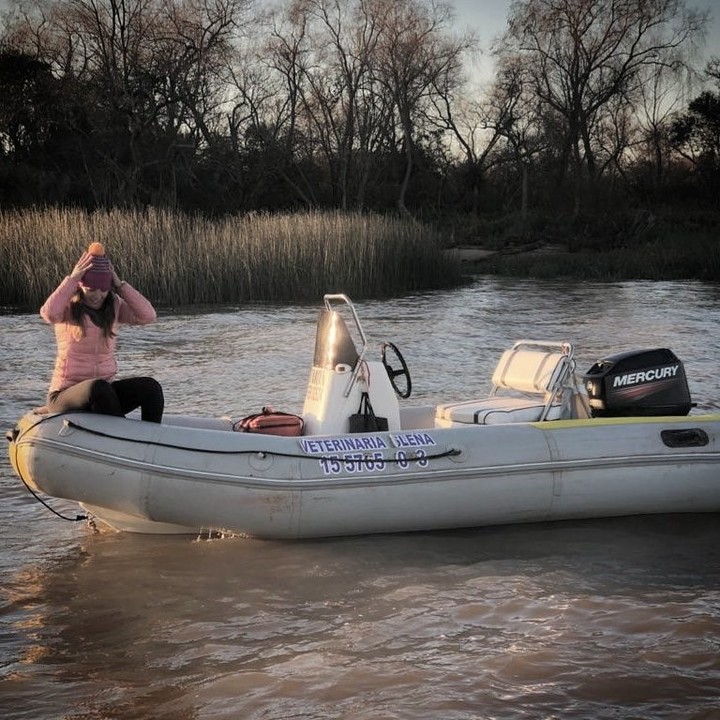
<box><xmin>323</xmin><ymin>294</ymin><xmax>367</xmax><ymax>397</ymax></box>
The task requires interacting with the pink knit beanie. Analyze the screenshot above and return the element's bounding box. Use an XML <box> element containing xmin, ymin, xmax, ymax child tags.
<box><xmin>82</xmin><ymin>242</ymin><xmax>112</xmax><ymax>290</ymax></box>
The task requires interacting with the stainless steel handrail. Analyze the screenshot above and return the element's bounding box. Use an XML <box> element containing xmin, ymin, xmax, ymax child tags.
<box><xmin>323</xmin><ymin>294</ymin><xmax>367</xmax><ymax>398</ymax></box>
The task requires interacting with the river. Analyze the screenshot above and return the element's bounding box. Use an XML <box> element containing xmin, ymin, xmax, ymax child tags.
<box><xmin>1</xmin><ymin>277</ymin><xmax>719</xmax><ymax>719</ymax></box>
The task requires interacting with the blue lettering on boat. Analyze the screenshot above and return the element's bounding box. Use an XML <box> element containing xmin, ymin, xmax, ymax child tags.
<box><xmin>390</xmin><ymin>432</ymin><xmax>437</xmax><ymax>448</ymax></box>
<box><xmin>299</xmin><ymin>436</ymin><xmax>389</xmax><ymax>454</ymax></box>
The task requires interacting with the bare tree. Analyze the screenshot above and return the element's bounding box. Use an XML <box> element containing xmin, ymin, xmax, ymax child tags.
<box><xmin>498</xmin><ymin>0</ymin><xmax>708</xmax><ymax>214</ymax></box>
<box><xmin>488</xmin><ymin>56</ymin><xmax>554</xmax><ymax>218</ymax></box>
<box><xmin>3</xmin><ymin>0</ymin><xmax>246</xmax><ymax>205</ymax></box>
<box><xmin>259</xmin><ymin>3</ymin><xmax>325</xmax><ymax>207</ymax></box>
<box><xmin>630</xmin><ymin>63</ymin><xmax>687</xmax><ymax>186</ymax></box>
<box><xmin>282</xmin><ymin>0</ymin><xmax>385</xmax><ymax>209</ymax></box>
<box><xmin>367</xmin><ymin>0</ymin><xmax>468</xmax><ymax>214</ymax></box>
<box><xmin>430</xmin><ymin>50</ymin><xmax>548</xmax><ymax>217</ymax></box>
<box><xmin>253</xmin><ymin>0</ymin><xmax>469</xmax><ymax>213</ymax></box>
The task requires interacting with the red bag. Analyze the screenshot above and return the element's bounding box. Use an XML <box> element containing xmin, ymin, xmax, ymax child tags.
<box><xmin>233</xmin><ymin>406</ymin><xmax>304</xmax><ymax>436</ymax></box>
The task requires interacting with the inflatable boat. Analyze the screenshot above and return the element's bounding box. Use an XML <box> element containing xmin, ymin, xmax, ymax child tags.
<box><xmin>6</xmin><ymin>294</ymin><xmax>720</xmax><ymax>538</ymax></box>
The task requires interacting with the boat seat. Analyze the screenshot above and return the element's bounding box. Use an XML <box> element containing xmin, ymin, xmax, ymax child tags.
<box><xmin>436</xmin><ymin>396</ymin><xmax>563</xmax><ymax>426</ymax></box>
<box><xmin>436</xmin><ymin>340</ymin><xmax>574</xmax><ymax>426</ymax></box>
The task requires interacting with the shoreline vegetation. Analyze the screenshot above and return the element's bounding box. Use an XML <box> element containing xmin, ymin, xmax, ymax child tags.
<box><xmin>447</xmin><ymin>207</ymin><xmax>720</xmax><ymax>282</ymax></box>
<box><xmin>0</xmin><ymin>208</ymin><xmax>464</xmax><ymax>310</ymax></box>
<box><xmin>1</xmin><ymin>207</ymin><xmax>718</xmax><ymax>310</ymax></box>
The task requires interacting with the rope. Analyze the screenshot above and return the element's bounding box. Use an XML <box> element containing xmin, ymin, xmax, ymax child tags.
<box><xmin>8</xmin><ymin>437</ymin><xmax>88</xmax><ymax>523</ymax></box>
<box><xmin>64</xmin><ymin>418</ymin><xmax>461</xmax><ymax>464</ymax></box>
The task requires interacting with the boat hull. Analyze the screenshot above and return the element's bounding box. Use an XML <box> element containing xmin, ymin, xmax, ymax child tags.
<box><xmin>8</xmin><ymin>411</ymin><xmax>720</xmax><ymax>538</ymax></box>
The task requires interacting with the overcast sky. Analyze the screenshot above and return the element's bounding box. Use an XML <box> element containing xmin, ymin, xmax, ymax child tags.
<box><xmin>0</xmin><ymin>0</ymin><xmax>717</xmax><ymax>70</ymax></box>
<box><xmin>454</xmin><ymin>0</ymin><xmax>719</xmax><ymax>54</ymax></box>
<box><xmin>454</xmin><ymin>0</ymin><xmax>719</xmax><ymax>87</ymax></box>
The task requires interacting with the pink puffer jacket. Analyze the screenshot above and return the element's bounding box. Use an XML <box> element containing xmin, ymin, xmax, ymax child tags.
<box><xmin>40</xmin><ymin>276</ymin><xmax>157</xmax><ymax>394</ymax></box>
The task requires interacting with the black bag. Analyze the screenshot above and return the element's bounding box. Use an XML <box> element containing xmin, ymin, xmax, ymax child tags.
<box><xmin>348</xmin><ymin>392</ymin><xmax>388</xmax><ymax>433</ymax></box>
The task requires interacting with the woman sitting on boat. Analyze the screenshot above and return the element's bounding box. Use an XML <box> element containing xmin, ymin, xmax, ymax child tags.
<box><xmin>40</xmin><ymin>242</ymin><xmax>164</xmax><ymax>423</ymax></box>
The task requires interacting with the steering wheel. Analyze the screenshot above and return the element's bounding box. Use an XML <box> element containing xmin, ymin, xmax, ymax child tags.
<box><xmin>381</xmin><ymin>342</ymin><xmax>412</xmax><ymax>399</ymax></box>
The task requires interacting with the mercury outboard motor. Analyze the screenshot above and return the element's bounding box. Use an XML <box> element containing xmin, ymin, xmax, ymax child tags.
<box><xmin>583</xmin><ymin>348</ymin><xmax>692</xmax><ymax>417</ymax></box>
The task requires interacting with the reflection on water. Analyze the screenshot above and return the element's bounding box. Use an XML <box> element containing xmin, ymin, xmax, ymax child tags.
<box><xmin>2</xmin><ymin>517</ymin><xmax>719</xmax><ymax>720</ymax></box>
<box><xmin>1</xmin><ymin>278</ymin><xmax>720</xmax><ymax>719</ymax></box>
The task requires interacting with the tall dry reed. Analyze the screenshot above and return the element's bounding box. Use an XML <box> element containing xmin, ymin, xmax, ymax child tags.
<box><xmin>0</xmin><ymin>208</ymin><xmax>463</xmax><ymax>309</ymax></box>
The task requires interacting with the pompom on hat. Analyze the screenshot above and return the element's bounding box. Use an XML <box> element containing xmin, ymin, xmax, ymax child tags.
<box><xmin>81</xmin><ymin>242</ymin><xmax>112</xmax><ymax>291</ymax></box>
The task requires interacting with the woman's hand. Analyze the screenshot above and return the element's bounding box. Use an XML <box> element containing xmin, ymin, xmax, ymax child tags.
<box><xmin>70</xmin><ymin>252</ymin><xmax>94</xmax><ymax>281</ymax></box>
<box><xmin>109</xmin><ymin>262</ymin><xmax>123</xmax><ymax>290</ymax></box>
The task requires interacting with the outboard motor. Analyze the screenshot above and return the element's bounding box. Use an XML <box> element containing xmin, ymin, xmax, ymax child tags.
<box><xmin>583</xmin><ymin>348</ymin><xmax>692</xmax><ymax>417</ymax></box>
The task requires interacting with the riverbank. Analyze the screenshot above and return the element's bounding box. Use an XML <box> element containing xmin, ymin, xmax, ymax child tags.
<box><xmin>2</xmin><ymin>207</ymin><xmax>717</xmax><ymax>311</ymax></box>
<box><xmin>443</xmin><ymin>208</ymin><xmax>720</xmax><ymax>281</ymax></box>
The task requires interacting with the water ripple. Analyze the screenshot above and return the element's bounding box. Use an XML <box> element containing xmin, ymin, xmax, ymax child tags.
<box><xmin>2</xmin><ymin>279</ymin><xmax>720</xmax><ymax>719</ymax></box>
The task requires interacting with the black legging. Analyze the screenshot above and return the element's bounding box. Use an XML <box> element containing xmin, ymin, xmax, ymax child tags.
<box><xmin>47</xmin><ymin>376</ymin><xmax>164</xmax><ymax>423</ymax></box>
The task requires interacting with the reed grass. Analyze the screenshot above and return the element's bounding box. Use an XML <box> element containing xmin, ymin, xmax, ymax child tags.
<box><xmin>0</xmin><ymin>208</ymin><xmax>464</xmax><ymax>309</ymax></box>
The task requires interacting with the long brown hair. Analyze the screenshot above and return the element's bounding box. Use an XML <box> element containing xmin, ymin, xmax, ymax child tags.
<box><xmin>68</xmin><ymin>289</ymin><xmax>117</xmax><ymax>340</ymax></box>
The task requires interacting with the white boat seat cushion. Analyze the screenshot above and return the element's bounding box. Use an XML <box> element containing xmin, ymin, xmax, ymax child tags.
<box><xmin>436</xmin><ymin>397</ymin><xmax>563</xmax><ymax>425</ymax></box>
<box><xmin>492</xmin><ymin>348</ymin><xmax>568</xmax><ymax>394</ymax></box>
<box><xmin>436</xmin><ymin>341</ymin><xmax>574</xmax><ymax>426</ymax></box>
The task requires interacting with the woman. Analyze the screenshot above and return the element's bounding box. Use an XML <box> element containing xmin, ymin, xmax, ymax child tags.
<box><xmin>41</xmin><ymin>242</ymin><xmax>164</xmax><ymax>422</ymax></box>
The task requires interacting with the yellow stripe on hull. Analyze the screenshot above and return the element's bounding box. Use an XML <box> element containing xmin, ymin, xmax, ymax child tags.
<box><xmin>532</xmin><ymin>414</ymin><xmax>720</xmax><ymax>430</ymax></box>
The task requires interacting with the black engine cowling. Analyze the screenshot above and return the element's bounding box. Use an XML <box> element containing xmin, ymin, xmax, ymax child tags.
<box><xmin>583</xmin><ymin>348</ymin><xmax>692</xmax><ymax>417</ymax></box>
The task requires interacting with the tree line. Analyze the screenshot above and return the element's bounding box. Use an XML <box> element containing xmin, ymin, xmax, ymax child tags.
<box><xmin>0</xmin><ymin>0</ymin><xmax>718</xmax><ymax>222</ymax></box>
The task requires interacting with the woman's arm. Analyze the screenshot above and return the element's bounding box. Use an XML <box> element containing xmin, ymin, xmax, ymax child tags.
<box><xmin>39</xmin><ymin>253</ymin><xmax>94</xmax><ymax>323</ymax></box>
<box><xmin>115</xmin><ymin>282</ymin><xmax>157</xmax><ymax>325</ymax></box>
<box><xmin>40</xmin><ymin>277</ymin><xmax>77</xmax><ymax>323</ymax></box>
<box><xmin>109</xmin><ymin>261</ymin><xmax>157</xmax><ymax>325</ymax></box>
